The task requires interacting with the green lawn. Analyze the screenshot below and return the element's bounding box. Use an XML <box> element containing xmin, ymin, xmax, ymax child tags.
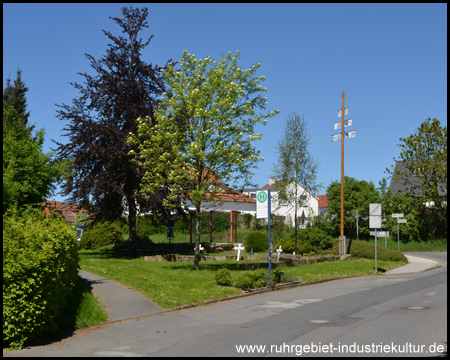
<box><xmin>78</xmin><ymin>250</ymin><xmax>405</xmax><ymax>309</ymax></box>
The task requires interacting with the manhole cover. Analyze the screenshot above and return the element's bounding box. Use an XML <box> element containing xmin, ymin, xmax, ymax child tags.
<box><xmin>402</xmin><ymin>306</ymin><xmax>430</xmax><ymax>310</ymax></box>
<box><xmin>307</xmin><ymin>319</ymin><xmax>336</xmax><ymax>324</ymax></box>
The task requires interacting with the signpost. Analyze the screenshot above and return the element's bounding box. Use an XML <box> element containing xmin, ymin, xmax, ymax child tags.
<box><xmin>331</xmin><ymin>92</ymin><xmax>356</xmax><ymax>256</ymax></box>
<box><xmin>256</xmin><ymin>190</ymin><xmax>272</xmax><ymax>279</ymax></box>
<box><xmin>392</xmin><ymin>213</ymin><xmax>407</xmax><ymax>251</ymax></box>
<box><xmin>354</xmin><ymin>210</ymin><xmax>359</xmax><ymax>240</ymax></box>
<box><xmin>369</xmin><ymin>203</ymin><xmax>382</xmax><ymax>273</ymax></box>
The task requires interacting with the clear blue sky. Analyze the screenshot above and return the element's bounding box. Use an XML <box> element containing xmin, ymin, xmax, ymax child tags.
<box><xmin>3</xmin><ymin>3</ymin><xmax>447</xmax><ymax>202</ymax></box>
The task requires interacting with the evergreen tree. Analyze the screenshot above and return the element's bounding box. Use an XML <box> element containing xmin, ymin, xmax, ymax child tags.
<box><xmin>3</xmin><ymin>106</ymin><xmax>68</xmax><ymax>212</ymax></box>
<box><xmin>3</xmin><ymin>67</ymin><xmax>31</xmax><ymax>127</ymax></box>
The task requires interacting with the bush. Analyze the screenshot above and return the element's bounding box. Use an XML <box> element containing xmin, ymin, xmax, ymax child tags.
<box><xmin>3</xmin><ymin>208</ymin><xmax>79</xmax><ymax>349</ymax></box>
<box><xmin>215</xmin><ymin>268</ymin><xmax>233</xmax><ymax>286</ymax></box>
<box><xmin>349</xmin><ymin>240</ymin><xmax>407</xmax><ymax>262</ymax></box>
<box><xmin>81</xmin><ymin>221</ymin><xmax>123</xmax><ymax>250</ymax></box>
<box><xmin>234</xmin><ymin>269</ymin><xmax>267</xmax><ymax>290</ymax></box>
<box><xmin>275</xmin><ymin>227</ymin><xmax>334</xmax><ymax>255</ymax></box>
<box><xmin>244</xmin><ymin>231</ymin><xmax>269</xmax><ymax>253</ymax></box>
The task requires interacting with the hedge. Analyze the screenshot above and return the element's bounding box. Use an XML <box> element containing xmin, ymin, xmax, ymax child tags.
<box><xmin>3</xmin><ymin>208</ymin><xmax>79</xmax><ymax>349</ymax></box>
<box><xmin>81</xmin><ymin>221</ymin><xmax>123</xmax><ymax>250</ymax></box>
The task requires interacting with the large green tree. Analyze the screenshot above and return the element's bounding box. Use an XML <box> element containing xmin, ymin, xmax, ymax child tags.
<box><xmin>327</xmin><ymin>176</ymin><xmax>382</xmax><ymax>239</ymax></box>
<box><xmin>270</xmin><ymin>113</ymin><xmax>321</xmax><ymax>253</ymax></box>
<box><xmin>387</xmin><ymin>117</ymin><xmax>447</xmax><ymax>239</ymax></box>
<box><xmin>54</xmin><ymin>7</ymin><xmax>173</xmax><ymax>253</ymax></box>
<box><xmin>128</xmin><ymin>50</ymin><xmax>279</xmax><ymax>269</ymax></box>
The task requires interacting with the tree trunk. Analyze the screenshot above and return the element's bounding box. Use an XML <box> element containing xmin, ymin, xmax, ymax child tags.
<box><xmin>127</xmin><ymin>194</ymin><xmax>138</xmax><ymax>256</ymax></box>
<box><xmin>192</xmin><ymin>205</ymin><xmax>201</xmax><ymax>270</ymax></box>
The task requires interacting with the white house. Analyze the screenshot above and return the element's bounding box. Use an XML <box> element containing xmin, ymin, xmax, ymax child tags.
<box><xmin>240</xmin><ymin>178</ymin><xmax>319</xmax><ymax>227</ymax></box>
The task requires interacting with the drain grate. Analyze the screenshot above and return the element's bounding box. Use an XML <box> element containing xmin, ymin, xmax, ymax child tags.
<box><xmin>402</xmin><ymin>306</ymin><xmax>430</xmax><ymax>310</ymax></box>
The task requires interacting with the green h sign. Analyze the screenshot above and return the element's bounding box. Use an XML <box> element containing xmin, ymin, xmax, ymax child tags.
<box><xmin>256</xmin><ymin>190</ymin><xmax>269</xmax><ymax>219</ymax></box>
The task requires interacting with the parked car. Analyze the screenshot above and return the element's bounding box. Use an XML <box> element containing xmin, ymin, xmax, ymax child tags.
<box><xmin>75</xmin><ymin>228</ymin><xmax>83</xmax><ymax>249</ymax></box>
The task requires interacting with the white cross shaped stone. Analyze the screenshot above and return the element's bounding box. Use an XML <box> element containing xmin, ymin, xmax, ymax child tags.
<box><xmin>276</xmin><ymin>245</ymin><xmax>283</xmax><ymax>261</ymax></box>
<box><xmin>234</xmin><ymin>243</ymin><xmax>245</xmax><ymax>261</ymax></box>
<box><xmin>199</xmin><ymin>244</ymin><xmax>204</xmax><ymax>252</ymax></box>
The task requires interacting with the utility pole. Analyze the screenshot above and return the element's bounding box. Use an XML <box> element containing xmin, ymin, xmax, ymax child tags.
<box><xmin>331</xmin><ymin>92</ymin><xmax>356</xmax><ymax>255</ymax></box>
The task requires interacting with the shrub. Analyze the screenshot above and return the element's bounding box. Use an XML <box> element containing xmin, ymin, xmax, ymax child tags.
<box><xmin>275</xmin><ymin>227</ymin><xmax>334</xmax><ymax>255</ymax></box>
<box><xmin>81</xmin><ymin>221</ymin><xmax>123</xmax><ymax>250</ymax></box>
<box><xmin>244</xmin><ymin>231</ymin><xmax>269</xmax><ymax>253</ymax></box>
<box><xmin>215</xmin><ymin>268</ymin><xmax>233</xmax><ymax>286</ymax></box>
<box><xmin>349</xmin><ymin>240</ymin><xmax>407</xmax><ymax>262</ymax></box>
<box><xmin>3</xmin><ymin>208</ymin><xmax>79</xmax><ymax>349</ymax></box>
<box><xmin>234</xmin><ymin>269</ymin><xmax>267</xmax><ymax>290</ymax></box>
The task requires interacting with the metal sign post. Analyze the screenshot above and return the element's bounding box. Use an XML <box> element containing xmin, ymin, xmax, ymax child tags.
<box><xmin>354</xmin><ymin>210</ymin><xmax>359</xmax><ymax>240</ymax></box>
<box><xmin>392</xmin><ymin>214</ymin><xmax>406</xmax><ymax>251</ymax></box>
<box><xmin>257</xmin><ymin>190</ymin><xmax>272</xmax><ymax>281</ymax></box>
<box><xmin>369</xmin><ymin>204</ymin><xmax>382</xmax><ymax>274</ymax></box>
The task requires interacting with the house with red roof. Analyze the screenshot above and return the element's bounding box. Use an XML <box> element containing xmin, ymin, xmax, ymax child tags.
<box><xmin>317</xmin><ymin>195</ymin><xmax>329</xmax><ymax>215</ymax></box>
<box><xmin>42</xmin><ymin>200</ymin><xmax>89</xmax><ymax>224</ymax></box>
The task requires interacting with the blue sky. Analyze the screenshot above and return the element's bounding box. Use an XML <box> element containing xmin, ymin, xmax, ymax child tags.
<box><xmin>3</xmin><ymin>3</ymin><xmax>447</xmax><ymax>202</ymax></box>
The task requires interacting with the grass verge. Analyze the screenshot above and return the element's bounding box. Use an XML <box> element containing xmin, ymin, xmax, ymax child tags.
<box><xmin>79</xmin><ymin>250</ymin><xmax>406</xmax><ymax>309</ymax></box>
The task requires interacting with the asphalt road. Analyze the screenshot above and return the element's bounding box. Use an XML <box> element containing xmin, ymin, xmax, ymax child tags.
<box><xmin>4</xmin><ymin>252</ymin><xmax>447</xmax><ymax>357</ymax></box>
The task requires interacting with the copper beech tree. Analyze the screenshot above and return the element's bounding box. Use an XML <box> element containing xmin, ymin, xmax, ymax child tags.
<box><xmin>54</xmin><ymin>7</ymin><xmax>173</xmax><ymax>253</ymax></box>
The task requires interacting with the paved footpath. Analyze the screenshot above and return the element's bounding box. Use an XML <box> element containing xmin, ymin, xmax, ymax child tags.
<box><xmin>78</xmin><ymin>270</ymin><xmax>165</xmax><ymax>322</ymax></box>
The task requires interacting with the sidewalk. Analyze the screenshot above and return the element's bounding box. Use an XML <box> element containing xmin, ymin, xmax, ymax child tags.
<box><xmin>384</xmin><ymin>254</ymin><xmax>440</xmax><ymax>275</ymax></box>
<box><xmin>78</xmin><ymin>270</ymin><xmax>165</xmax><ymax>322</ymax></box>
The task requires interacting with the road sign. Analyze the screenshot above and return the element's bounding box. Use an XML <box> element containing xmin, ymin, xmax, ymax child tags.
<box><xmin>370</xmin><ymin>204</ymin><xmax>382</xmax><ymax>215</ymax></box>
<box><xmin>369</xmin><ymin>203</ymin><xmax>382</xmax><ymax>229</ymax></box>
<box><xmin>256</xmin><ymin>190</ymin><xmax>269</xmax><ymax>219</ymax></box>
<box><xmin>370</xmin><ymin>231</ymin><xmax>389</xmax><ymax>237</ymax></box>
<box><xmin>392</xmin><ymin>213</ymin><xmax>404</xmax><ymax>218</ymax></box>
<box><xmin>299</xmin><ymin>225</ymin><xmax>306</xmax><ymax>229</ymax></box>
<box><xmin>398</xmin><ymin>219</ymin><xmax>407</xmax><ymax>223</ymax></box>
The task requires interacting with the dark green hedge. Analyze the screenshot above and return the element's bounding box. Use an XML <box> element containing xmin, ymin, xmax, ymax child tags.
<box><xmin>81</xmin><ymin>221</ymin><xmax>123</xmax><ymax>250</ymax></box>
<box><xmin>244</xmin><ymin>231</ymin><xmax>269</xmax><ymax>253</ymax></box>
<box><xmin>3</xmin><ymin>209</ymin><xmax>79</xmax><ymax>349</ymax></box>
<box><xmin>349</xmin><ymin>240</ymin><xmax>407</xmax><ymax>262</ymax></box>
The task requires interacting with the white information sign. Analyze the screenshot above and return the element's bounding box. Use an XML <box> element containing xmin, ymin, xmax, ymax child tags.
<box><xmin>398</xmin><ymin>219</ymin><xmax>407</xmax><ymax>223</ymax></box>
<box><xmin>392</xmin><ymin>213</ymin><xmax>404</xmax><ymax>218</ymax></box>
<box><xmin>370</xmin><ymin>231</ymin><xmax>389</xmax><ymax>237</ymax></box>
<box><xmin>256</xmin><ymin>190</ymin><xmax>269</xmax><ymax>219</ymax></box>
<box><xmin>369</xmin><ymin>203</ymin><xmax>382</xmax><ymax>229</ymax></box>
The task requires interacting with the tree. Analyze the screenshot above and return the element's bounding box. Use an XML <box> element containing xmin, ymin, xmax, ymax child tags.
<box><xmin>386</xmin><ymin>117</ymin><xmax>447</xmax><ymax>238</ymax></box>
<box><xmin>270</xmin><ymin>113</ymin><xmax>321</xmax><ymax>253</ymax></box>
<box><xmin>3</xmin><ymin>67</ymin><xmax>31</xmax><ymax>127</ymax></box>
<box><xmin>377</xmin><ymin>177</ymin><xmax>389</xmax><ymax>201</ymax></box>
<box><xmin>327</xmin><ymin>177</ymin><xmax>381</xmax><ymax>239</ymax></box>
<box><xmin>128</xmin><ymin>50</ymin><xmax>279</xmax><ymax>269</ymax></box>
<box><xmin>3</xmin><ymin>106</ymin><xmax>68</xmax><ymax>213</ymax></box>
<box><xmin>54</xmin><ymin>7</ymin><xmax>173</xmax><ymax>253</ymax></box>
